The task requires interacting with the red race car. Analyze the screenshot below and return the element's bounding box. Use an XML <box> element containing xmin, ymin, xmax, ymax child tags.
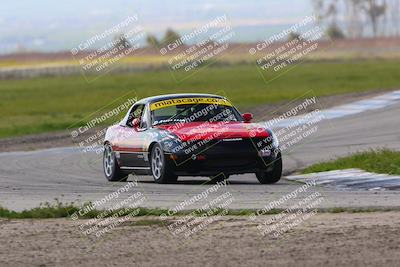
<box><xmin>103</xmin><ymin>93</ymin><xmax>282</xmax><ymax>184</ymax></box>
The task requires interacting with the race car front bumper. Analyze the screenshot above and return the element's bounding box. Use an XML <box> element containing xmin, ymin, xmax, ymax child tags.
<box><xmin>165</xmin><ymin>138</ymin><xmax>280</xmax><ymax>176</ymax></box>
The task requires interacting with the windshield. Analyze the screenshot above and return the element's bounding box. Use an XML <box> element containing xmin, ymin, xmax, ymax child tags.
<box><xmin>151</xmin><ymin>102</ymin><xmax>243</xmax><ymax>126</ymax></box>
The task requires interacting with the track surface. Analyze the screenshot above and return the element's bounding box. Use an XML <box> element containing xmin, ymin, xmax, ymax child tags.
<box><xmin>1</xmin><ymin>100</ymin><xmax>400</xmax><ymax>211</ymax></box>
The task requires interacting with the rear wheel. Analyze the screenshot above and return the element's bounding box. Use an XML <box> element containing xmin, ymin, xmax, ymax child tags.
<box><xmin>103</xmin><ymin>143</ymin><xmax>128</xmax><ymax>182</ymax></box>
<box><xmin>151</xmin><ymin>143</ymin><xmax>177</xmax><ymax>184</ymax></box>
<box><xmin>256</xmin><ymin>153</ymin><xmax>282</xmax><ymax>184</ymax></box>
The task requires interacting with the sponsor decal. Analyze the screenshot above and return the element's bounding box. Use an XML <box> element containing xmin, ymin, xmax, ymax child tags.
<box><xmin>150</xmin><ymin>97</ymin><xmax>232</xmax><ymax>111</ymax></box>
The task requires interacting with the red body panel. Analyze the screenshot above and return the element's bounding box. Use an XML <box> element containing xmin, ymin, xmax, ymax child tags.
<box><xmin>156</xmin><ymin>121</ymin><xmax>269</xmax><ymax>142</ymax></box>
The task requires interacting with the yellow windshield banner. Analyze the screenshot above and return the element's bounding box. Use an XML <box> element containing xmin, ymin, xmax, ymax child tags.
<box><xmin>150</xmin><ymin>97</ymin><xmax>232</xmax><ymax>111</ymax></box>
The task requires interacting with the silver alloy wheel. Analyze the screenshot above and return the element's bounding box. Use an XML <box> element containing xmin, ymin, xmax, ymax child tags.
<box><xmin>104</xmin><ymin>145</ymin><xmax>114</xmax><ymax>177</ymax></box>
<box><xmin>151</xmin><ymin>146</ymin><xmax>163</xmax><ymax>179</ymax></box>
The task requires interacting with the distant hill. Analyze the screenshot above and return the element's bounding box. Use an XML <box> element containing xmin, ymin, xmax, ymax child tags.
<box><xmin>0</xmin><ymin>0</ymin><xmax>311</xmax><ymax>54</ymax></box>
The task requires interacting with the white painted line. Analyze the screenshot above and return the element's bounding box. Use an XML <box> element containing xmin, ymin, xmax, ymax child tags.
<box><xmin>286</xmin><ymin>168</ymin><xmax>400</xmax><ymax>191</ymax></box>
<box><xmin>265</xmin><ymin>90</ymin><xmax>400</xmax><ymax>129</ymax></box>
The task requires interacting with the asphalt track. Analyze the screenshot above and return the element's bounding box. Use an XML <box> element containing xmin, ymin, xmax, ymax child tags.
<box><xmin>1</xmin><ymin>96</ymin><xmax>400</xmax><ymax>211</ymax></box>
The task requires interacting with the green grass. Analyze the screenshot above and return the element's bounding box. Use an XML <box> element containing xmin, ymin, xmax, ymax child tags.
<box><xmin>0</xmin><ymin>201</ymin><xmax>398</xmax><ymax>219</ymax></box>
<box><xmin>303</xmin><ymin>149</ymin><xmax>400</xmax><ymax>175</ymax></box>
<box><xmin>1</xmin><ymin>59</ymin><xmax>400</xmax><ymax>138</ymax></box>
<box><xmin>0</xmin><ymin>202</ymin><xmax>263</xmax><ymax>219</ymax></box>
<box><xmin>0</xmin><ymin>201</ymin><xmax>79</xmax><ymax>219</ymax></box>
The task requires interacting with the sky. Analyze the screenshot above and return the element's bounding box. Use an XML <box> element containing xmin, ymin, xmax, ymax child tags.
<box><xmin>0</xmin><ymin>0</ymin><xmax>313</xmax><ymax>53</ymax></box>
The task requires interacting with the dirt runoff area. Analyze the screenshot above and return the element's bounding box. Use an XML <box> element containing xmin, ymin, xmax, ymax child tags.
<box><xmin>1</xmin><ymin>212</ymin><xmax>399</xmax><ymax>267</ymax></box>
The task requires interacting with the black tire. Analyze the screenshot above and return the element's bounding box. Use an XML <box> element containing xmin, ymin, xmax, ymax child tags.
<box><xmin>256</xmin><ymin>153</ymin><xmax>282</xmax><ymax>184</ymax></box>
<box><xmin>150</xmin><ymin>143</ymin><xmax>177</xmax><ymax>184</ymax></box>
<box><xmin>103</xmin><ymin>143</ymin><xmax>128</xmax><ymax>182</ymax></box>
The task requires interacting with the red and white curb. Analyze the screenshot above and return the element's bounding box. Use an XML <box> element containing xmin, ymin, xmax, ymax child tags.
<box><xmin>286</xmin><ymin>168</ymin><xmax>400</xmax><ymax>191</ymax></box>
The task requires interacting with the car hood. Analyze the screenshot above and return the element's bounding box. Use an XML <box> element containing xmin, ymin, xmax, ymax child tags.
<box><xmin>155</xmin><ymin>121</ymin><xmax>269</xmax><ymax>142</ymax></box>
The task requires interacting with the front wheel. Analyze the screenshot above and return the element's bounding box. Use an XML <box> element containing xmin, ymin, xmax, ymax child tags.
<box><xmin>151</xmin><ymin>143</ymin><xmax>177</xmax><ymax>184</ymax></box>
<box><xmin>103</xmin><ymin>143</ymin><xmax>128</xmax><ymax>182</ymax></box>
<box><xmin>256</xmin><ymin>153</ymin><xmax>282</xmax><ymax>184</ymax></box>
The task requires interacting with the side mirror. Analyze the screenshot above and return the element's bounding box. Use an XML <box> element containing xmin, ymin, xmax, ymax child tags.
<box><xmin>242</xmin><ymin>113</ymin><xmax>253</xmax><ymax>123</ymax></box>
<box><xmin>132</xmin><ymin>118</ymin><xmax>141</xmax><ymax>128</ymax></box>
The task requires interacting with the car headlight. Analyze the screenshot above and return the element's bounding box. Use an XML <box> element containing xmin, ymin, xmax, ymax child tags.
<box><xmin>161</xmin><ymin>132</ymin><xmax>182</xmax><ymax>153</ymax></box>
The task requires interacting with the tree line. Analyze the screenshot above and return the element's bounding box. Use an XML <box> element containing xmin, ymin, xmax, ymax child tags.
<box><xmin>115</xmin><ymin>0</ymin><xmax>399</xmax><ymax>50</ymax></box>
<box><xmin>313</xmin><ymin>0</ymin><xmax>400</xmax><ymax>38</ymax></box>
